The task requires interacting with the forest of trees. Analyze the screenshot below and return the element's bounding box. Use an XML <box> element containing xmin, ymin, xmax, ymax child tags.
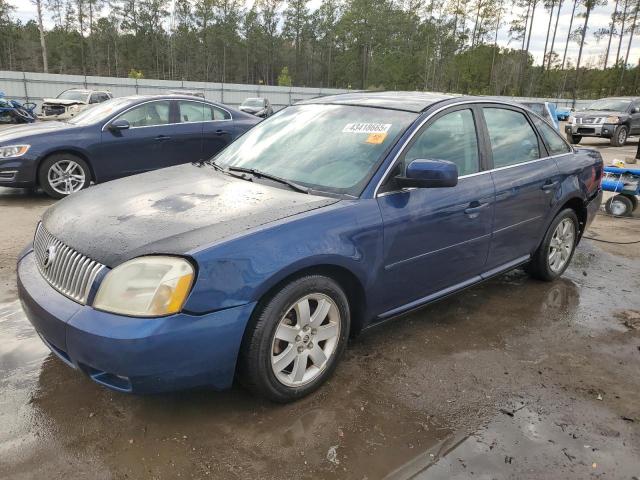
<box><xmin>0</xmin><ymin>0</ymin><xmax>639</xmax><ymax>99</ymax></box>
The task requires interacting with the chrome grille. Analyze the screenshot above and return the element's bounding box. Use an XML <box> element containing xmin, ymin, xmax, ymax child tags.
<box><xmin>33</xmin><ymin>223</ymin><xmax>105</xmax><ymax>304</ymax></box>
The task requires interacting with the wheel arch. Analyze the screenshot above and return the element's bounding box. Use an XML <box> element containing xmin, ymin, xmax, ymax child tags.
<box><xmin>248</xmin><ymin>263</ymin><xmax>368</xmax><ymax>339</ymax></box>
<box><xmin>37</xmin><ymin>149</ymin><xmax>96</xmax><ymax>186</ymax></box>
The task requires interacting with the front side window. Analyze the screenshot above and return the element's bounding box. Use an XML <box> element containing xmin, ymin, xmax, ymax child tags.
<box><xmin>215</xmin><ymin>104</ymin><xmax>417</xmax><ymax>195</ymax></box>
<box><xmin>403</xmin><ymin>109</ymin><xmax>479</xmax><ymax>176</ymax></box>
<box><xmin>117</xmin><ymin>101</ymin><xmax>171</xmax><ymax>127</ymax></box>
<box><xmin>532</xmin><ymin>116</ymin><xmax>571</xmax><ymax>155</ymax></box>
<box><xmin>483</xmin><ymin>108</ymin><xmax>540</xmax><ymax>168</ymax></box>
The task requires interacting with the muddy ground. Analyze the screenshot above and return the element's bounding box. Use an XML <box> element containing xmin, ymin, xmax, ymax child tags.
<box><xmin>0</xmin><ymin>138</ymin><xmax>638</xmax><ymax>479</ymax></box>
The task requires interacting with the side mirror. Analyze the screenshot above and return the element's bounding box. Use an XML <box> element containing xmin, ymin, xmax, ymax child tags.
<box><xmin>395</xmin><ymin>159</ymin><xmax>458</xmax><ymax>189</ymax></box>
<box><xmin>108</xmin><ymin>119</ymin><xmax>130</xmax><ymax>131</ymax></box>
<box><xmin>633</xmin><ymin>106</ymin><xmax>640</xmax><ymax>114</ymax></box>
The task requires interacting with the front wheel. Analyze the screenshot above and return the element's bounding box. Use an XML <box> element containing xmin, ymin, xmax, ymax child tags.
<box><xmin>238</xmin><ymin>275</ymin><xmax>350</xmax><ymax>402</ymax></box>
<box><xmin>610</xmin><ymin>125</ymin><xmax>629</xmax><ymax>147</ymax></box>
<box><xmin>526</xmin><ymin>209</ymin><xmax>579</xmax><ymax>282</ymax></box>
<box><xmin>38</xmin><ymin>153</ymin><xmax>91</xmax><ymax>199</ymax></box>
<box><xmin>567</xmin><ymin>134</ymin><xmax>582</xmax><ymax>144</ymax></box>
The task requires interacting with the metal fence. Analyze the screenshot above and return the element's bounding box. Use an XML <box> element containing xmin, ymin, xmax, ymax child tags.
<box><xmin>0</xmin><ymin>70</ymin><xmax>593</xmax><ymax>111</ymax></box>
<box><xmin>0</xmin><ymin>70</ymin><xmax>350</xmax><ymax>110</ymax></box>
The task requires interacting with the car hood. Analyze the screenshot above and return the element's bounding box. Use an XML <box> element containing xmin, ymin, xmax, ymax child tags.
<box><xmin>42</xmin><ymin>98</ymin><xmax>87</xmax><ymax>106</ymax></box>
<box><xmin>0</xmin><ymin>120</ymin><xmax>74</xmax><ymax>143</ymax></box>
<box><xmin>239</xmin><ymin>106</ymin><xmax>263</xmax><ymax>114</ymax></box>
<box><xmin>42</xmin><ymin>164</ymin><xmax>339</xmax><ymax>267</ymax></box>
<box><xmin>574</xmin><ymin>110</ymin><xmax>625</xmax><ymax>118</ymax></box>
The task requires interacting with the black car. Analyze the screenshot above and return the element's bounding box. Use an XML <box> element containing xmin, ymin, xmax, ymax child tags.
<box><xmin>565</xmin><ymin>97</ymin><xmax>640</xmax><ymax>146</ymax></box>
<box><xmin>239</xmin><ymin>97</ymin><xmax>273</xmax><ymax>118</ymax></box>
<box><xmin>0</xmin><ymin>95</ymin><xmax>259</xmax><ymax>198</ymax></box>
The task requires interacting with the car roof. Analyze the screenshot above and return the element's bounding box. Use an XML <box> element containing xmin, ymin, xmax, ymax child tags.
<box><xmin>299</xmin><ymin>91</ymin><xmax>458</xmax><ymax>112</ymax></box>
<box><xmin>596</xmin><ymin>97</ymin><xmax>639</xmax><ymax>101</ymax></box>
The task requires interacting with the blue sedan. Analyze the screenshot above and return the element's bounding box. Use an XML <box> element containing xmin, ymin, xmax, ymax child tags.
<box><xmin>17</xmin><ymin>92</ymin><xmax>603</xmax><ymax>402</ymax></box>
<box><xmin>0</xmin><ymin>95</ymin><xmax>259</xmax><ymax>198</ymax></box>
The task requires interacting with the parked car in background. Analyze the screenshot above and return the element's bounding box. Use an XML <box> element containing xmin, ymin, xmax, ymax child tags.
<box><xmin>520</xmin><ymin>101</ymin><xmax>559</xmax><ymax>130</ymax></box>
<box><xmin>239</xmin><ymin>97</ymin><xmax>273</xmax><ymax>118</ymax></box>
<box><xmin>556</xmin><ymin>106</ymin><xmax>571</xmax><ymax>121</ymax></box>
<box><xmin>40</xmin><ymin>89</ymin><xmax>113</xmax><ymax>121</ymax></box>
<box><xmin>0</xmin><ymin>95</ymin><xmax>259</xmax><ymax>198</ymax></box>
<box><xmin>565</xmin><ymin>97</ymin><xmax>640</xmax><ymax>146</ymax></box>
<box><xmin>0</xmin><ymin>92</ymin><xmax>37</xmax><ymax>124</ymax></box>
<box><xmin>168</xmin><ymin>89</ymin><xmax>205</xmax><ymax>98</ymax></box>
<box><xmin>17</xmin><ymin>92</ymin><xmax>603</xmax><ymax>402</ymax></box>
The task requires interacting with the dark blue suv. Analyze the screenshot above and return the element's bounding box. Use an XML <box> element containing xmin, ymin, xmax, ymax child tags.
<box><xmin>0</xmin><ymin>95</ymin><xmax>259</xmax><ymax>198</ymax></box>
<box><xmin>17</xmin><ymin>93</ymin><xmax>603</xmax><ymax>401</ymax></box>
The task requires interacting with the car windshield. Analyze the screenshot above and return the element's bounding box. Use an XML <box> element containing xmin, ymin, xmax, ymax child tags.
<box><xmin>242</xmin><ymin>98</ymin><xmax>265</xmax><ymax>107</ymax></box>
<box><xmin>214</xmin><ymin>104</ymin><xmax>417</xmax><ymax>196</ymax></box>
<box><xmin>585</xmin><ymin>99</ymin><xmax>631</xmax><ymax>112</ymax></box>
<box><xmin>66</xmin><ymin>98</ymin><xmax>134</xmax><ymax>125</ymax></box>
<box><xmin>57</xmin><ymin>90</ymin><xmax>89</xmax><ymax>102</ymax></box>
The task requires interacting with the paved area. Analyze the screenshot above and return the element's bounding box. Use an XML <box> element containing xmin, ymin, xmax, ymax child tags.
<box><xmin>0</xmin><ymin>138</ymin><xmax>638</xmax><ymax>479</ymax></box>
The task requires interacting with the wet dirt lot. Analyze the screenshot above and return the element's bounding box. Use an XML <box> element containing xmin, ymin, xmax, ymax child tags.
<box><xmin>0</xmin><ymin>138</ymin><xmax>639</xmax><ymax>479</ymax></box>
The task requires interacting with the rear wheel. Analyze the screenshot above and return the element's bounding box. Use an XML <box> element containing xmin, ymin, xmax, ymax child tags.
<box><xmin>605</xmin><ymin>194</ymin><xmax>634</xmax><ymax>217</ymax></box>
<box><xmin>526</xmin><ymin>209</ymin><xmax>579</xmax><ymax>282</ymax></box>
<box><xmin>567</xmin><ymin>134</ymin><xmax>582</xmax><ymax>144</ymax></box>
<box><xmin>38</xmin><ymin>153</ymin><xmax>91</xmax><ymax>199</ymax></box>
<box><xmin>610</xmin><ymin>125</ymin><xmax>629</xmax><ymax>147</ymax></box>
<box><xmin>238</xmin><ymin>275</ymin><xmax>350</xmax><ymax>402</ymax></box>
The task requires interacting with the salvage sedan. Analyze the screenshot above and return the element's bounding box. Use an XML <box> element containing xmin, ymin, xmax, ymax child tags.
<box><xmin>18</xmin><ymin>92</ymin><xmax>603</xmax><ymax>402</ymax></box>
<box><xmin>0</xmin><ymin>95</ymin><xmax>258</xmax><ymax>198</ymax></box>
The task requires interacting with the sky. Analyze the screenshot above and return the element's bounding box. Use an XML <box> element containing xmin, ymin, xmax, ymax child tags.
<box><xmin>7</xmin><ymin>0</ymin><xmax>639</xmax><ymax>70</ymax></box>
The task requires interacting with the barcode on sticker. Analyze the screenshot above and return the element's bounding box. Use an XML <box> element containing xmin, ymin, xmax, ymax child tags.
<box><xmin>343</xmin><ymin>123</ymin><xmax>392</xmax><ymax>134</ymax></box>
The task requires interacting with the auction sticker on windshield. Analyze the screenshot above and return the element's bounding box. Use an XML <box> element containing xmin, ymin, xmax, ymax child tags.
<box><xmin>342</xmin><ymin>123</ymin><xmax>392</xmax><ymax>134</ymax></box>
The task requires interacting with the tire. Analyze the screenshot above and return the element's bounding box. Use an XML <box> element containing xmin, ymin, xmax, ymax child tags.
<box><xmin>526</xmin><ymin>209</ymin><xmax>579</xmax><ymax>282</ymax></box>
<box><xmin>610</xmin><ymin>125</ymin><xmax>629</xmax><ymax>147</ymax></box>
<box><xmin>605</xmin><ymin>194</ymin><xmax>634</xmax><ymax>217</ymax></box>
<box><xmin>38</xmin><ymin>153</ymin><xmax>91</xmax><ymax>199</ymax></box>
<box><xmin>567</xmin><ymin>134</ymin><xmax>581</xmax><ymax>144</ymax></box>
<box><xmin>238</xmin><ymin>275</ymin><xmax>351</xmax><ymax>402</ymax></box>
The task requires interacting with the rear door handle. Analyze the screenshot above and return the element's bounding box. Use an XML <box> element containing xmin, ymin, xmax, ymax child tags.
<box><xmin>464</xmin><ymin>202</ymin><xmax>490</xmax><ymax>215</ymax></box>
<box><xmin>155</xmin><ymin>135</ymin><xmax>171</xmax><ymax>141</ymax></box>
<box><xmin>215</xmin><ymin>129</ymin><xmax>229</xmax><ymax>136</ymax></box>
<box><xmin>541</xmin><ymin>181</ymin><xmax>559</xmax><ymax>192</ymax></box>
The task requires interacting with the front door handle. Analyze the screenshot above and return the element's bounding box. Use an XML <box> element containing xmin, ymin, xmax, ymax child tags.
<box><xmin>541</xmin><ymin>181</ymin><xmax>559</xmax><ymax>192</ymax></box>
<box><xmin>464</xmin><ymin>202</ymin><xmax>490</xmax><ymax>215</ymax></box>
<box><xmin>155</xmin><ymin>135</ymin><xmax>171</xmax><ymax>141</ymax></box>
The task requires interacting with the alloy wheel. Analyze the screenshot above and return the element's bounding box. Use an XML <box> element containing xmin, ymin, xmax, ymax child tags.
<box><xmin>47</xmin><ymin>160</ymin><xmax>86</xmax><ymax>195</ymax></box>
<box><xmin>548</xmin><ymin>218</ymin><xmax>575</xmax><ymax>273</ymax></box>
<box><xmin>618</xmin><ymin>128</ymin><xmax>627</xmax><ymax>144</ymax></box>
<box><xmin>271</xmin><ymin>293</ymin><xmax>341</xmax><ymax>387</ymax></box>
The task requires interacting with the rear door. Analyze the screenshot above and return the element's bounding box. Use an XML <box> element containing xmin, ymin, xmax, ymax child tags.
<box><xmin>375</xmin><ymin>106</ymin><xmax>495</xmax><ymax>315</ymax></box>
<box><xmin>480</xmin><ymin>105</ymin><xmax>561</xmax><ymax>270</ymax></box>
<box><xmin>201</xmin><ymin>104</ymin><xmax>235</xmax><ymax>158</ymax></box>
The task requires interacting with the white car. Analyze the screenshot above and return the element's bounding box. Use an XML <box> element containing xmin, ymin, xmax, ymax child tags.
<box><xmin>40</xmin><ymin>89</ymin><xmax>113</xmax><ymax>120</ymax></box>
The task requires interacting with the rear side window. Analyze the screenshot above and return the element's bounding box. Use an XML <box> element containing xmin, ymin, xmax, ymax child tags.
<box><xmin>403</xmin><ymin>109</ymin><xmax>480</xmax><ymax>176</ymax></box>
<box><xmin>532</xmin><ymin>117</ymin><xmax>571</xmax><ymax>155</ymax></box>
<box><xmin>178</xmin><ymin>101</ymin><xmax>230</xmax><ymax>122</ymax></box>
<box><xmin>118</xmin><ymin>101</ymin><xmax>171</xmax><ymax>127</ymax></box>
<box><xmin>483</xmin><ymin>108</ymin><xmax>539</xmax><ymax>168</ymax></box>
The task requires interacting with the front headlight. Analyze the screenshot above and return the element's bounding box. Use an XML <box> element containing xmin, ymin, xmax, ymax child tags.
<box><xmin>567</xmin><ymin>116</ymin><xmax>575</xmax><ymax>124</ymax></box>
<box><xmin>605</xmin><ymin>116</ymin><xmax>620</xmax><ymax>123</ymax></box>
<box><xmin>94</xmin><ymin>256</ymin><xmax>195</xmax><ymax>317</ymax></box>
<box><xmin>68</xmin><ymin>104</ymin><xmax>80</xmax><ymax>111</ymax></box>
<box><xmin>0</xmin><ymin>145</ymin><xmax>30</xmax><ymax>158</ymax></box>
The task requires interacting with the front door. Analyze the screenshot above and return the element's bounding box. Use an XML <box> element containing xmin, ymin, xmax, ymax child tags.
<box><xmin>97</xmin><ymin>100</ymin><xmax>175</xmax><ymax>180</ymax></box>
<box><xmin>480</xmin><ymin>106</ymin><xmax>561</xmax><ymax>269</ymax></box>
<box><xmin>375</xmin><ymin>107</ymin><xmax>495</xmax><ymax>316</ymax></box>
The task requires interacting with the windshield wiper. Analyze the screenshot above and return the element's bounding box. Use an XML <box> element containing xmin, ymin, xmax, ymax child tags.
<box><xmin>227</xmin><ymin>166</ymin><xmax>309</xmax><ymax>194</ymax></box>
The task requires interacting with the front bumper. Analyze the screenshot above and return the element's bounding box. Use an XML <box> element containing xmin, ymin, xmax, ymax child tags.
<box><xmin>565</xmin><ymin>123</ymin><xmax>617</xmax><ymax>138</ymax></box>
<box><xmin>0</xmin><ymin>155</ymin><xmax>38</xmax><ymax>187</ymax></box>
<box><xmin>17</xmin><ymin>250</ymin><xmax>256</xmax><ymax>393</ymax></box>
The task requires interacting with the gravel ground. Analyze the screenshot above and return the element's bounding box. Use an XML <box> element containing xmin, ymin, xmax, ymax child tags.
<box><xmin>0</xmin><ymin>136</ymin><xmax>638</xmax><ymax>479</ymax></box>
